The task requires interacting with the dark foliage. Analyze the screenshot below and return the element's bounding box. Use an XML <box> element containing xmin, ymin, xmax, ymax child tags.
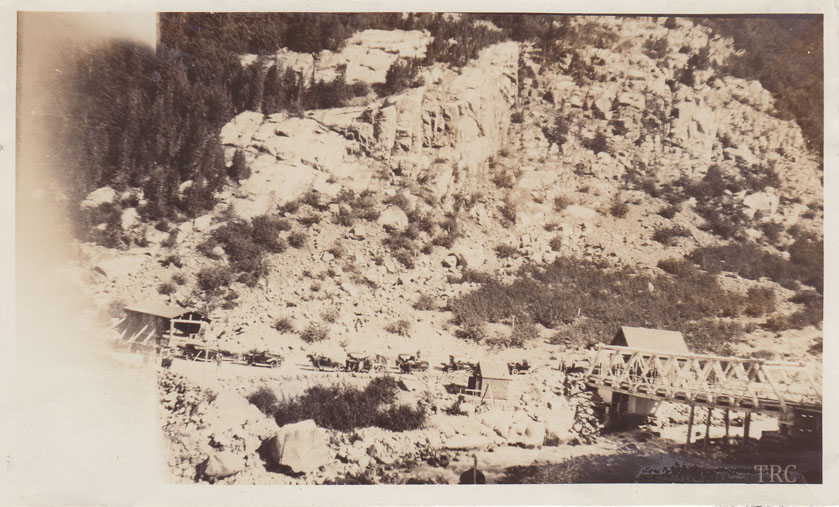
<box><xmin>299</xmin><ymin>323</ymin><xmax>329</xmax><ymax>343</ymax></box>
<box><xmin>200</xmin><ymin>214</ymin><xmax>287</xmax><ymax>282</ymax></box>
<box><xmin>495</xmin><ymin>244</ymin><xmax>519</xmax><ymax>259</ymax></box>
<box><xmin>657</xmin><ymin>258</ymin><xmax>700</xmax><ymax>278</ymax></box>
<box><xmin>228</xmin><ymin>149</ymin><xmax>250</xmax><ymax>182</ymax></box>
<box><xmin>745</xmin><ymin>287</ymin><xmax>777</xmax><ymax>317</ymax></box>
<box><xmin>657</xmin><ymin>204</ymin><xmax>680</xmax><ymax>219</ymax></box>
<box><xmin>689</xmin><ymin>238</ymin><xmax>823</xmax><ymax>293</ymax></box>
<box><xmin>158</xmin><ymin>282</ymin><xmax>176</xmax><ymax>295</ymax></box>
<box><xmin>582</xmin><ymin>131</ymin><xmax>609</xmax><ymax>154</ymax></box>
<box><xmin>553</xmin><ymin>196</ymin><xmax>573</xmax><ymax>212</ymax></box>
<box><xmin>274</xmin><ymin>376</ymin><xmax>424</xmax><ymax>431</ymax></box>
<box><xmin>247</xmin><ymin>386</ymin><xmax>279</xmax><ymax>416</ymax></box>
<box><xmin>543</xmin><ymin>113</ymin><xmax>570</xmax><ymax>148</ymax></box>
<box><xmin>652</xmin><ymin>226</ymin><xmax>691</xmax><ymax>246</ymax></box>
<box><xmin>273</xmin><ymin>317</ymin><xmax>294</xmax><ymax>333</ymax></box>
<box><xmin>385</xmin><ymin>319</ymin><xmax>412</xmax><ymax>336</ymax></box>
<box><xmin>643</xmin><ymin>37</ymin><xmax>668</xmax><ymax>59</ymax></box>
<box><xmin>288</xmin><ymin>231</ymin><xmax>308</xmax><ymax>249</ymax></box>
<box><xmin>609</xmin><ymin>198</ymin><xmax>629</xmax><ymax>218</ymax></box>
<box><xmin>378</xmin><ymin>58</ymin><xmax>424</xmax><ymax>96</ymax></box>
<box><xmin>66</xmin><ymin>41</ymin><xmax>231</xmax><ymax>236</ymax></box>
<box><xmin>700</xmin><ymin>16</ymin><xmax>823</xmax><ymax>155</ymax></box>
<box><xmin>197</xmin><ymin>266</ymin><xmax>234</xmax><ymax>293</ymax></box>
<box><xmin>449</xmin><ymin>257</ymin><xmax>756</xmax><ymax>353</ymax></box>
<box><xmin>251</xmin><ymin>214</ymin><xmax>289</xmax><ymax>253</ymax></box>
<box><xmin>413</xmin><ymin>294</ymin><xmax>437</xmax><ymax>311</ymax></box>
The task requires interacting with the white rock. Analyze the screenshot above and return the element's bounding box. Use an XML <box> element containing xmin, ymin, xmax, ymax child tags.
<box><xmin>742</xmin><ymin>189</ymin><xmax>780</xmax><ymax>220</ymax></box>
<box><xmin>199</xmin><ymin>452</ymin><xmax>243</xmax><ymax>480</ymax></box>
<box><xmin>94</xmin><ymin>255</ymin><xmax>146</xmax><ymax>279</ymax></box>
<box><xmin>443</xmin><ymin>434</ymin><xmax>492</xmax><ymax>451</ymax></box>
<box><xmin>80</xmin><ymin>186</ymin><xmax>117</xmax><ymax>209</ymax></box>
<box><xmin>451</xmin><ymin>240</ymin><xmax>487</xmax><ymax>269</ymax></box>
<box><xmin>120</xmin><ymin>207</ymin><xmax>140</xmax><ymax>230</ymax></box>
<box><xmin>563</xmin><ymin>205</ymin><xmax>597</xmax><ymax>221</ymax></box>
<box><xmin>263</xmin><ymin>420</ymin><xmax>330</xmax><ymax>474</ymax></box>
<box><xmin>442</xmin><ymin>255</ymin><xmax>459</xmax><ymax>268</ymax></box>
<box><xmin>377</xmin><ymin>205</ymin><xmax>409</xmax><ymax>230</ymax></box>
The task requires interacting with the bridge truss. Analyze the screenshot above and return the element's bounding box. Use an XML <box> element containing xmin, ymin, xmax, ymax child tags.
<box><xmin>585</xmin><ymin>345</ymin><xmax>822</xmax><ymax>417</ymax></box>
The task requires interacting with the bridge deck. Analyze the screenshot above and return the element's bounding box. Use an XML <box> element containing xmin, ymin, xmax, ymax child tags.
<box><xmin>586</xmin><ymin>345</ymin><xmax>821</xmax><ymax>416</ymax></box>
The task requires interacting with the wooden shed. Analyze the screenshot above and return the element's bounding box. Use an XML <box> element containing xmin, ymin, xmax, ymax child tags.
<box><xmin>610</xmin><ymin>326</ymin><xmax>689</xmax><ymax>354</ymax></box>
<box><xmin>467</xmin><ymin>361</ymin><xmax>512</xmax><ymax>401</ymax></box>
<box><xmin>116</xmin><ymin>303</ymin><xmax>209</xmax><ymax>350</ymax></box>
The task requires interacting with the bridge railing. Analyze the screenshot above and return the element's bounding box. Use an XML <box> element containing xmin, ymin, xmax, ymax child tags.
<box><xmin>586</xmin><ymin>345</ymin><xmax>821</xmax><ymax>413</ymax></box>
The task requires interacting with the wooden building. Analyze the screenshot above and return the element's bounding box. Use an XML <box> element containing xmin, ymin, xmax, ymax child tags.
<box><xmin>603</xmin><ymin>326</ymin><xmax>690</xmax><ymax>420</ymax></box>
<box><xmin>467</xmin><ymin>361</ymin><xmax>512</xmax><ymax>401</ymax></box>
<box><xmin>610</xmin><ymin>325</ymin><xmax>689</xmax><ymax>354</ymax></box>
<box><xmin>116</xmin><ymin>303</ymin><xmax>209</xmax><ymax>351</ymax></box>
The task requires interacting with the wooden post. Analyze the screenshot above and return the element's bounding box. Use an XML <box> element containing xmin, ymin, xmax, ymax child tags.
<box><xmin>704</xmin><ymin>407</ymin><xmax>712</xmax><ymax>449</ymax></box>
<box><xmin>473</xmin><ymin>455</ymin><xmax>478</xmax><ymax>484</ymax></box>
<box><xmin>686</xmin><ymin>405</ymin><xmax>695</xmax><ymax>445</ymax></box>
<box><xmin>743</xmin><ymin>412</ymin><xmax>751</xmax><ymax>446</ymax></box>
<box><xmin>724</xmin><ymin>410</ymin><xmax>730</xmax><ymax>446</ymax></box>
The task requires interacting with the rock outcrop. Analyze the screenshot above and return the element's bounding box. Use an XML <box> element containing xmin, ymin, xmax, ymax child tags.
<box><xmin>313</xmin><ymin>41</ymin><xmax>519</xmax><ymax>187</ymax></box>
<box><xmin>263</xmin><ymin>420</ymin><xmax>331</xmax><ymax>474</ymax></box>
<box><xmin>248</xmin><ymin>29</ymin><xmax>433</xmax><ymax>87</ymax></box>
<box><xmin>222</xmin><ymin>41</ymin><xmax>519</xmax><ymax>213</ymax></box>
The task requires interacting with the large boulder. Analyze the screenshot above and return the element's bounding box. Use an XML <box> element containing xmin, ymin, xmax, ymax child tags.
<box><xmin>480</xmin><ymin>411</ymin><xmax>515</xmax><ymax>440</ymax></box>
<box><xmin>80</xmin><ymin>186</ymin><xmax>117</xmax><ymax>209</ymax></box>
<box><xmin>198</xmin><ymin>452</ymin><xmax>244</xmax><ymax>481</ymax></box>
<box><xmin>120</xmin><ymin>207</ymin><xmax>140</xmax><ymax>230</ymax></box>
<box><xmin>562</xmin><ymin>205</ymin><xmax>597</xmax><ymax>221</ymax></box>
<box><xmin>543</xmin><ymin>400</ymin><xmax>576</xmax><ymax>446</ymax></box>
<box><xmin>742</xmin><ymin>189</ymin><xmax>780</xmax><ymax>220</ymax></box>
<box><xmin>219</xmin><ymin>111</ymin><xmax>264</xmax><ymax>148</ymax></box>
<box><xmin>451</xmin><ymin>240</ymin><xmax>488</xmax><ymax>268</ymax></box>
<box><xmin>507</xmin><ymin>413</ymin><xmax>545</xmax><ymax>448</ymax></box>
<box><xmin>443</xmin><ymin>434</ymin><xmax>492</xmax><ymax>451</ymax></box>
<box><xmin>262</xmin><ymin>419</ymin><xmax>330</xmax><ymax>474</ymax></box>
<box><xmin>94</xmin><ymin>255</ymin><xmax>146</xmax><ymax>279</ymax></box>
<box><xmin>377</xmin><ymin>205</ymin><xmax>409</xmax><ymax>230</ymax></box>
<box><xmin>367</xmin><ymin>441</ymin><xmax>396</xmax><ymax>465</ymax></box>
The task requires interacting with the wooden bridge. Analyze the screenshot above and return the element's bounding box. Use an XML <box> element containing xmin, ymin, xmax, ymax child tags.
<box><xmin>585</xmin><ymin>345</ymin><xmax>822</xmax><ymax>443</ymax></box>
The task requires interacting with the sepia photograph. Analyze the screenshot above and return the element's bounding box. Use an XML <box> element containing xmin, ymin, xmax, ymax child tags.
<box><xmin>7</xmin><ymin>4</ymin><xmax>833</xmax><ymax>504</ymax></box>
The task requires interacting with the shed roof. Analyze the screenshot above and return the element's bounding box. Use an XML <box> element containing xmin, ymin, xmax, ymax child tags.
<box><xmin>478</xmin><ymin>361</ymin><xmax>510</xmax><ymax>379</ymax></box>
<box><xmin>124</xmin><ymin>302</ymin><xmax>197</xmax><ymax>319</ymax></box>
<box><xmin>611</xmin><ymin>326</ymin><xmax>689</xmax><ymax>354</ymax></box>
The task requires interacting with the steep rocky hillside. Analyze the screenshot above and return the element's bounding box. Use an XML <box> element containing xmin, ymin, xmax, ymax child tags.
<box><xmin>80</xmin><ymin>16</ymin><xmax>822</xmax><ymax>363</ymax></box>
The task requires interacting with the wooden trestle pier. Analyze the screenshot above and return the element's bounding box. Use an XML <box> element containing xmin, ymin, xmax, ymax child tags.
<box><xmin>585</xmin><ymin>344</ymin><xmax>822</xmax><ymax>444</ymax></box>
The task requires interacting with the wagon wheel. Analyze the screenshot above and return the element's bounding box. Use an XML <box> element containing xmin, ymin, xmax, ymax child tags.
<box><xmin>511</xmin><ymin>368</ymin><xmax>519</xmax><ymax>376</ymax></box>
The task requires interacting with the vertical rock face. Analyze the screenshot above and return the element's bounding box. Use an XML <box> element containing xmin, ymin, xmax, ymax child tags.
<box><xmin>343</xmin><ymin>41</ymin><xmax>520</xmax><ymax>189</ymax></box>
<box><xmin>246</xmin><ymin>29</ymin><xmax>433</xmax><ymax>87</ymax></box>
<box><xmin>669</xmin><ymin>88</ymin><xmax>717</xmax><ymax>162</ymax></box>
<box><xmin>229</xmin><ymin>40</ymin><xmax>520</xmax><ymax>206</ymax></box>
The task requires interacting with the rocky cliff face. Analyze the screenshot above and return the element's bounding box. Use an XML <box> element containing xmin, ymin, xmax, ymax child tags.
<box><xmin>511</xmin><ymin>16</ymin><xmax>821</xmax><ymax>230</ymax></box>
<box><xmin>222</xmin><ymin>40</ymin><xmax>519</xmax><ymax>215</ymax></box>
<box><xmin>242</xmin><ymin>29</ymin><xmax>433</xmax><ymax>86</ymax></box>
